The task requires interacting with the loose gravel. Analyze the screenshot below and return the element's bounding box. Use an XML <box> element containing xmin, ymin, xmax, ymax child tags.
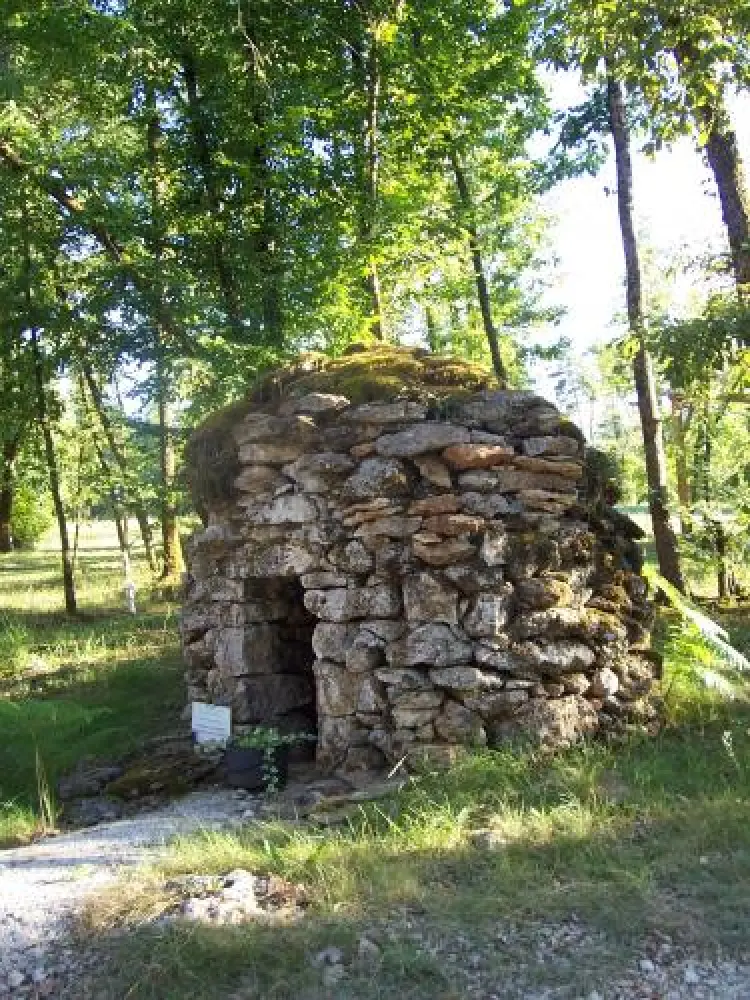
<box><xmin>0</xmin><ymin>790</ymin><xmax>258</xmax><ymax>998</ymax></box>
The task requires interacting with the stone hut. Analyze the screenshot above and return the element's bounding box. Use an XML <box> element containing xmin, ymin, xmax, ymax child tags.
<box><xmin>181</xmin><ymin>345</ymin><xmax>656</xmax><ymax>771</ymax></box>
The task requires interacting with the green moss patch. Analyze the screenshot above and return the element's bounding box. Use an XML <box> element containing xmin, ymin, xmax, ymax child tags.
<box><xmin>186</xmin><ymin>344</ymin><xmax>497</xmax><ymax>509</ymax></box>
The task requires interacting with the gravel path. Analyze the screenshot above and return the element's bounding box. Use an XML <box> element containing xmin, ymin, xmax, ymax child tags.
<box><xmin>1</xmin><ymin>792</ymin><xmax>748</xmax><ymax>999</ymax></box>
<box><xmin>0</xmin><ymin>790</ymin><xmax>257</xmax><ymax>998</ymax></box>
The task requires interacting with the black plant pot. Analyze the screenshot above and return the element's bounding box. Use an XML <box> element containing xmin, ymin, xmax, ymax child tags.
<box><xmin>224</xmin><ymin>745</ymin><xmax>289</xmax><ymax>792</ymax></box>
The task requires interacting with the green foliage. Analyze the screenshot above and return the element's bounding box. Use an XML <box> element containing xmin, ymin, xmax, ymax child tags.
<box><xmin>10</xmin><ymin>479</ymin><xmax>53</xmax><ymax>548</ymax></box>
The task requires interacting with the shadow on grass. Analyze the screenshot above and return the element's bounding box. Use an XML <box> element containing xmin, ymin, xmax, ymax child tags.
<box><xmin>80</xmin><ymin>709</ymin><xmax>750</xmax><ymax>1000</ymax></box>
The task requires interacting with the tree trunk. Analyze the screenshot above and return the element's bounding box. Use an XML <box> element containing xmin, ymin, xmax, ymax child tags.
<box><xmin>671</xmin><ymin>395</ymin><xmax>692</xmax><ymax>535</ymax></box>
<box><xmin>81</xmin><ymin>365</ymin><xmax>157</xmax><ymax>570</ymax></box>
<box><xmin>30</xmin><ymin>329</ymin><xmax>77</xmax><ymax>614</ymax></box>
<box><xmin>606</xmin><ymin>71</ymin><xmax>685</xmax><ymax>592</ymax></box>
<box><xmin>703</xmin><ymin>117</ymin><xmax>750</xmax><ymax>291</ymax></box>
<box><xmin>0</xmin><ymin>437</ymin><xmax>21</xmax><ymax>552</ymax></box>
<box><xmin>449</xmin><ymin>151</ymin><xmax>507</xmax><ymax>384</ymax></box>
<box><xmin>147</xmin><ymin>92</ymin><xmax>184</xmax><ymax>580</ymax></box>
<box><xmin>157</xmin><ymin>358</ymin><xmax>184</xmax><ymax>579</ymax></box>
<box><xmin>21</xmin><ymin>194</ymin><xmax>76</xmax><ymax>613</ymax></box>
<box><xmin>672</xmin><ymin>44</ymin><xmax>750</xmax><ymax>292</ymax></box>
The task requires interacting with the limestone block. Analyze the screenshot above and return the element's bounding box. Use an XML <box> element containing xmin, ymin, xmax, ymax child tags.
<box><xmin>460</xmin><ymin>492</ymin><xmax>517</xmax><ymax>518</ymax></box>
<box><xmin>516</xmin><ymin>577</ymin><xmax>574</xmax><ymax>610</ymax></box>
<box><xmin>354</xmin><ymin>515</ymin><xmax>422</xmax><ymax>540</ymax></box>
<box><xmin>214</xmin><ymin>624</ymin><xmax>282</xmax><ymax>676</ymax></box>
<box><xmin>183</xmin><ymin>633</ymin><xmax>214</xmax><ymax>669</ymax></box>
<box><xmin>343</xmin><ymin>401</ymin><xmax>427</xmax><ymax>423</ymax></box>
<box><xmin>523</xmin><ymin>435</ymin><xmax>581</xmax><ymax>458</ymax></box>
<box><xmin>474</xmin><ymin>641</ymin><xmax>532</xmax><ymax>674</ymax></box>
<box><xmin>318</xmin><ymin>716</ymin><xmax>371</xmax><ymax>754</ymax></box>
<box><xmin>470</xmin><ymin>430</ymin><xmax>511</xmax><ymax>445</ymax></box>
<box><xmin>512</xmin><ymin>455</ymin><xmax>583</xmax><ymax>479</ymax></box>
<box><xmin>442</xmin><ymin>443</ymin><xmax>515</xmax><ymax>469</ymax></box>
<box><xmin>180</xmin><ymin>605</ymin><xmax>218</xmax><ymax>639</ymax></box>
<box><xmin>457</xmin><ymin>390</ymin><xmax>546</xmax><ymax>427</ymax></box>
<box><xmin>464</xmin><ymin>689</ymin><xmax>530</xmax><ymax>720</ymax></box>
<box><xmin>480</xmin><ymin>528</ymin><xmax>509</xmax><ymax>566</ymax></box>
<box><xmin>392</xmin><ymin>706</ymin><xmax>441</xmax><ymax>729</ymax></box>
<box><xmin>412</xmin><ymin>537</ymin><xmax>476</xmax><ymax>567</ymax></box>
<box><xmin>357</xmin><ymin>676</ymin><xmax>386</xmax><ymax>713</ymax></box>
<box><xmin>428</xmin><ymin>666</ymin><xmax>484</xmax><ymax>690</ymax></box>
<box><xmin>588</xmin><ymin>667</ymin><xmax>620</xmax><ymax>698</ymax></box>
<box><xmin>238</xmin><ymin>440</ymin><xmax>310</xmax><ymax>466</ymax></box>
<box><xmin>374</xmin><ymin>423</ymin><xmax>469</xmax><ymax>458</ymax></box>
<box><xmin>457</xmin><ymin>470</ymin><xmax>505</xmax><ymax>493</ymax></box>
<box><xmin>442</xmin><ymin>564</ymin><xmax>505</xmax><ymax>595</ymax></box>
<box><xmin>256</xmin><ymin>493</ymin><xmax>321</xmax><ymax>525</ymax></box>
<box><xmin>342</xmin><ymin>457</ymin><xmax>412</xmax><ymax>500</ymax></box>
<box><xmin>408</xmin><ymin>494</ymin><xmax>460</xmax><ymax>516</ymax></box>
<box><xmin>512</xmin><ymin>608</ymin><xmax>587</xmax><ymax>640</ymax></box>
<box><xmin>387</xmin><ymin>624</ymin><xmax>473</xmax><ymax>668</ymax></box>
<box><xmin>375</xmin><ymin>667</ymin><xmax>432</xmax><ymax>691</ymax></box>
<box><xmin>412</xmin><ymin>455</ymin><xmax>453</xmax><ymax>489</ymax></box>
<box><xmin>562</xmin><ymin>672</ymin><xmax>591</xmax><ymax>695</ymax></box>
<box><xmin>233</xmin><ymin>463</ymin><xmax>288</xmax><ymax>494</ymax></box>
<box><xmin>282</xmin><ymin>452</ymin><xmax>354</xmax><ymax>492</ymax></box>
<box><xmin>304</xmin><ymin>584</ymin><xmax>401</xmax><ymax>622</ymax></box>
<box><xmin>237</xmin><ymin>541</ymin><xmax>322</xmax><ymax>578</ymax></box>
<box><xmin>279</xmin><ymin>392</ymin><xmax>350</xmax><ymax>415</ymax></box>
<box><xmin>328</xmin><ymin>539</ymin><xmax>374</xmax><ymax>574</ymax></box>
<box><xmin>463</xmin><ymin>590</ymin><xmax>515</xmax><ymax>638</ymax></box>
<box><xmin>346</xmin><ymin>636</ymin><xmax>384</xmax><ymax>672</ymax></box>
<box><xmin>434</xmin><ymin>700</ymin><xmax>486</xmax><ymax>745</ymax></box>
<box><xmin>517</xmin><ymin>489</ymin><xmax>578</xmax><ymax>514</ymax></box>
<box><xmin>514</xmin><ymin>639</ymin><xmax>596</xmax><ymax>674</ymax></box>
<box><xmin>313</xmin><ymin>660</ymin><xmax>364</xmax><ymax>716</ymax></box>
<box><xmin>312</xmin><ymin>623</ymin><xmax>357</xmax><ymax>661</ymax></box>
<box><xmin>423</xmin><ymin>514</ymin><xmax>485</xmax><ymax>536</ymax></box>
<box><xmin>233</xmin><ymin>413</ymin><xmax>318</xmax><ymax>445</ymax></box>
<box><xmin>388</xmin><ymin>688</ymin><xmax>444</xmax><ymax>710</ymax></box>
<box><xmin>403</xmin><ymin>571</ymin><xmax>459</xmax><ymax>624</ymax></box>
<box><xmin>300</xmin><ymin>572</ymin><xmax>349</xmax><ymax>589</ymax></box>
<box><xmin>233</xmin><ymin>675</ymin><xmax>314</xmax><ymax>724</ymax></box>
<box><xmin>489</xmin><ymin>695</ymin><xmax>598</xmax><ymax>748</ymax></box>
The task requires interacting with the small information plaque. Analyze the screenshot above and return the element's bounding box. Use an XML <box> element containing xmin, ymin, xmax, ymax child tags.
<box><xmin>191</xmin><ymin>702</ymin><xmax>231</xmax><ymax>747</ymax></box>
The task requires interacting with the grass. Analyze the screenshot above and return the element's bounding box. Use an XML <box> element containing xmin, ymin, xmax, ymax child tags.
<box><xmin>0</xmin><ymin>521</ymin><xmax>183</xmax><ymax>846</ymax></box>
<box><xmin>2</xmin><ymin>523</ymin><xmax>750</xmax><ymax>997</ymax></box>
<box><xmin>80</xmin><ymin>615</ymin><xmax>750</xmax><ymax>999</ymax></box>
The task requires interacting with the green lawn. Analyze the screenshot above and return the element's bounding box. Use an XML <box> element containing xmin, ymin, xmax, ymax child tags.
<box><xmin>0</xmin><ymin>522</ymin><xmax>183</xmax><ymax>845</ymax></box>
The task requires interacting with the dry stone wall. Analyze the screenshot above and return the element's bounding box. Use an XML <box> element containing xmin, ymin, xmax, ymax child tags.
<box><xmin>182</xmin><ymin>354</ymin><xmax>656</xmax><ymax>771</ymax></box>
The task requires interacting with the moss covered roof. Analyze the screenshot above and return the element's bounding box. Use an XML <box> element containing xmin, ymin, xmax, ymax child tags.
<box><xmin>250</xmin><ymin>343</ymin><xmax>496</xmax><ymax>406</ymax></box>
<box><xmin>185</xmin><ymin>344</ymin><xmax>497</xmax><ymax>510</ymax></box>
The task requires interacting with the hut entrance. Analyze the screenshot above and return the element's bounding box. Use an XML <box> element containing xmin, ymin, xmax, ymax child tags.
<box><xmin>233</xmin><ymin>577</ymin><xmax>317</xmax><ymax>759</ymax></box>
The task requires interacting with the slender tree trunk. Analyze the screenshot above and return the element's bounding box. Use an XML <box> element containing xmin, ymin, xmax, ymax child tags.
<box><xmin>156</xmin><ymin>356</ymin><xmax>183</xmax><ymax>579</ymax></box>
<box><xmin>672</xmin><ymin>44</ymin><xmax>750</xmax><ymax>291</ymax></box>
<box><xmin>671</xmin><ymin>395</ymin><xmax>692</xmax><ymax>535</ymax></box>
<box><xmin>703</xmin><ymin>118</ymin><xmax>750</xmax><ymax>291</ymax></box>
<box><xmin>606</xmin><ymin>72</ymin><xmax>685</xmax><ymax>592</ymax></box>
<box><xmin>0</xmin><ymin>437</ymin><xmax>21</xmax><ymax>552</ymax></box>
<box><xmin>20</xmin><ymin>194</ymin><xmax>76</xmax><ymax>612</ymax></box>
<box><xmin>30</xmin><ymin>329</ymin><xmax>77</xmax><ymax>613</ymax></box>
<box><xmin>449</xmin><ymin>151</ymin><xmax>507</xmax><ymax>384</ymax></box>
<box><xmin>81</xmin><ymin>365</ymin><xmax>157</xmax><ymax>570</ymax></box>
<box><xmin>146</xmin><ymin>92</ymin><xmax>184</xmax><ymax>579</ymax></box>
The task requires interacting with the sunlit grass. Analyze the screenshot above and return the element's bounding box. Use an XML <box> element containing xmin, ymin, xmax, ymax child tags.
<box><xmin>0</xmin><ymin>521</ymin><xmax>183</xmax><ymax>845</ymax></box>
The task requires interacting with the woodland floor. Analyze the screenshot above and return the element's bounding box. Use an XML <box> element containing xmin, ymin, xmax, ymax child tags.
<box><xmin>0</xmin><ymin>523</ymin><xmax>749</xmax><ymax>999</ymax></box>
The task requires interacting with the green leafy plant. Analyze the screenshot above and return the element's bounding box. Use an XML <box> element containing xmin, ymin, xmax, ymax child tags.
<box><xmin>229</xmin><ymin>727</ymin><xmax>315</xmax><ymax>794</ymax></box>
<box><xmin>646</xmin><ymin>567</ymin><xmax>750</xmax><ymax>703</ymax></box>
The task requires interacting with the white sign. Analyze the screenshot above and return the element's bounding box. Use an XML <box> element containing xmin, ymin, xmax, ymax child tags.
<box><xmin>191</xmin><ymin>702</ymin><xmax>231</xmax><ymax>746</ymax></box>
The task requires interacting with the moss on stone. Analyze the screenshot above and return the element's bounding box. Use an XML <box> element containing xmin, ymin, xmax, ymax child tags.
<box><xmin>186</xmin><ymin>345</ymin><xmax>496</xmax><ymax>509</ymax></box>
